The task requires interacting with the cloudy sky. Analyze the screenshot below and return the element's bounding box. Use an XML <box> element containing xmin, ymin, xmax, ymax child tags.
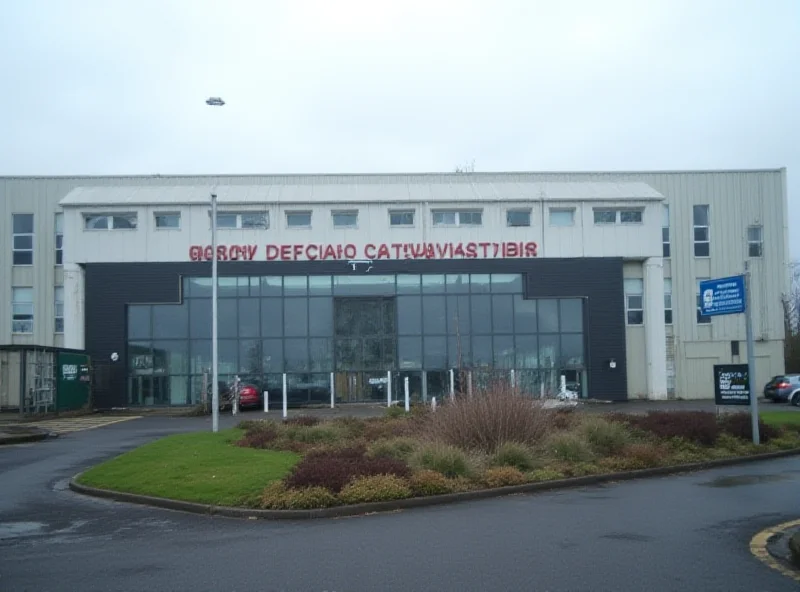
<box><xmin>2</xmin><ymin>0</ymin><xmax>798</xmax><ymax>257</ymax></box>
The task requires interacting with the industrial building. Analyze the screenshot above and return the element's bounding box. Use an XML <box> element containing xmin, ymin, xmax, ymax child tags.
<box><xmin>0</xmin><ymin>169</ymin><xmax>790</xmax><ymax>409</ymax></box>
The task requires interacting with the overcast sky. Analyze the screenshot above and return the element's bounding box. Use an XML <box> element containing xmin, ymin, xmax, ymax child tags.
<box><xmin>1</xmin><ymin>0</ymin><xmax>798</xmax><ymax>258</ymax></box>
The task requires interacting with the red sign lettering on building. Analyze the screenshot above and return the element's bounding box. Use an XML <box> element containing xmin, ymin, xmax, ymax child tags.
<box><xmin>188</xmin><ymin>241</ymin><xmax>538</xmax><ymax>262</ymax></box>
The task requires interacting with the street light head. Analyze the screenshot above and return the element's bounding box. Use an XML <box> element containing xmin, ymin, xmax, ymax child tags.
<box><xmin>205</xmin><ymin>97</ymin><xmax>225</xmax><ymax>106</ymax></box>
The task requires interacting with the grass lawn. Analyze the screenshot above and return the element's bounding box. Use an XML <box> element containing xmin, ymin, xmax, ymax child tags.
<box><xmin>77</xmin><ymin>429</ymin><xmax>300</xmax><ymax>506</ymax></box>
<box><xmin>760</xmin><ymin>410</ymin><xmax>800</xmax><ymax>428</ymax></box>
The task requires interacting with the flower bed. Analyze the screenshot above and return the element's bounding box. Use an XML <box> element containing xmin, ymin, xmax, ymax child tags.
<box><xmin>236</xmin><ymin>389</ymin><xmax>800</xmax><ymax>510</ymax></box>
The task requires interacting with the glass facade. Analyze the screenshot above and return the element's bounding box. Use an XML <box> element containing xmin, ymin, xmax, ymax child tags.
<box><xmin>126</xmin><ymin>274</ymin><xmax>586</xmax><ymax>406</ymax></box>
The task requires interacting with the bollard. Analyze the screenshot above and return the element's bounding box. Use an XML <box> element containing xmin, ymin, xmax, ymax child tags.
<box><xmin>282</xmin><ymin>373</ymin><xmax>288</xmax><ymax>419</ymax></box>
<box><xmin>404</xmin><ymin>376</ymin><xmax>410</xmax><ymax>412</ymax></box>
<box><xmin>449</xmin><ymin>369</ymin><xmax>455</xmax><ymax>401</ymax></box>
<box><xmin>387</xmin><ymin>370</ymin><xmax>392</xmax><ymax>407</ymax></box>
<box><xmin>330</xmin><ymin>372</ymin><xmax>335</xmax><ymax>409</ymax></box>
<box><xmin>432</xmin><ymin>397</ymin><xmax>437</xmax><ymax>413</ymax></box>
<box><xmin>263</xmin><ymin>390</ymin><xmax>269</xmax><ymax>413</ymax></box>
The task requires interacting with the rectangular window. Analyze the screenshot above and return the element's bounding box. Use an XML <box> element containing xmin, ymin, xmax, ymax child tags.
<box><xmin>593</xmin><ymin>209</ymin><xmax>616</xmax><ymax>224</ymax></box>
<box><xmin>664</xmin><ymin>278</ymin><xmax>673</xmax><ymax>325</ymax></box>
<box><xmin>549</xmin><ymin>208</ymin><xmax>575</xmax><ymax>227</ymax></box>
<box><xmin>286</xmin><ymin>211</ymin><xmax>312</xmax><ymax>228</ymax></box>
<box><xmin>693</xmin><ymin>205</ymin><xmax>710</xmax><ymax>257</ymax></box>
<box><xmin>12</xmin><ymin>287</ymin><xmax>34</xmax><ymax>333</ymax></box>
<box><xmin>389</xmin><ymin>210</ymin><xmax>415</xmax><ymax>226</ymax></box>
<box><xmin>620</xmin><ymin>209</ymin><xmax>643</xmax><ymax>224</ymax></box>
<box><xmin>54</xmin><ymin>286</ymin><xmax>64</xmax><ymax>333</ymax></box>
<box><xmin>432</xmin><ymin>210</ymin><xmax>482</xmax><ymax>227</ymax></box>
<box><xmin>84</xmin><ymin>213</ymin><xmax>138</xmax><ymax>230</ymax></box>
<box><xmin>696</xmin><ymin>277</ymin><xmax>712</xmax><ymax>324</ymax></box>
<box><xmin>662</xmin><ymin>204</ymin><xmax>670</xmax><ymax>258</ymax></box>
<box><xmin>154</xmin><ymin>212</ymin><xmax>181</xmax><ymax>229</ymax></box>
<box><xmin>506</xmin><ymin>210</ymin><xmax>531</xmax><ymax>227</ymax></box>
<box><xmin>12</xmin><ymin>213</ymin><xmax>34</xmax><ymax>265</ymax></box>
<box><xmin>747</xmin><ymin>225</ymin><xmax>763</xmax><ymax>257</ymax></box>
<box><xmin>624</xmin><ymin>278</ymin><xmax>644</xmax><ymax>325</ymax></box>
<box><xmin>332</xmin><ymin>211</ymin><xmax>358</xmax><ymax>228</ymax></box>
<box><xmin>212</xmin><ymin>212</ymin><xmax>269</xmax><ymax>229</ymax></box>
<box><xmin>55</xmin><ymin>213</ymin><xmax>63</xmax><ymax>265</ymax></box>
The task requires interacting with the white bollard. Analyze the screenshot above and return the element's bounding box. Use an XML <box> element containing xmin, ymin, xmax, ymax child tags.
<box><xmin>330</xmin><ymin>372</ymin><xmax>335</xmax><ymax>409</ymax></box>
<box><xmin>449</xmin><ymin>369</ymin><xmax>455</xmax><ymax>400</ymax></box>
<box><xmin>432</xmin><ymin>397</ymin><xmax>437</xmax><ymax>412</ymax></box>
<box><xmin>282</xmin><ymin>373</ymin><xmax>288</xmax><ymax>419</ymax></box>
<box><xmin>232</xmin><ymin>376</ymin><xmax>239</xmax><ymax>416</ymax></box>
<box><xmin>467</xmin><ymin>372</ymin><xmax>473</xmax><ymax>397</ymax></box>
<box><xmin>263</xmin><ymin>390</ymin><xmax>269</xmax><ymax>413</ymax></box>
<box><xmin>387</xmin><ymin>370</ymin><xmax>392</xmax><ymax>407</ymax></box>
<box><xmin>404</xmin><ymin>376</ymin><xmax>410</xmax><ymax>412</ymax></box>
<box><xmin>510</xmin><ymin>368</ymin><xmax>516</xmax><ymax>389</ymax></box>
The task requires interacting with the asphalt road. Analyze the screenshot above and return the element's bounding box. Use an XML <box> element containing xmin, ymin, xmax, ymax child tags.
<box><xmin>1</xmin><ymin>415</ymin><xmax>799</xmax><ymax>592</ymax></box>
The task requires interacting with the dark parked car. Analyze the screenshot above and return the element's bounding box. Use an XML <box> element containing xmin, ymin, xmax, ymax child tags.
<box><xmin>763</xmin><ymin>374</ymin><xmax>800</xmax><ymax>405</ymax></box>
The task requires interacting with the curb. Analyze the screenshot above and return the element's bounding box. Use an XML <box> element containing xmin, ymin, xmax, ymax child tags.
<box><xmin>750</xmin><ymin>519</ymin><xmax>800</xmax><ymax>583</ymax></box>
<box><xmin>70</xmin><ymin>446</ymin><xmax>800</xmax><ymax>520</ymax></box>
<box><xmin>0</xmin><ymin>430</ymin><xmax>52</xmax><ymax>446</ymax></box>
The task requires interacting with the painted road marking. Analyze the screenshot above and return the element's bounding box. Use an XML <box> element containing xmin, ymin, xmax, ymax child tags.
<box><xmin>750</xmin><ymin>518</ymin><xmax>800</xmax><ymax>583</ymax></box>
<box><xmin>22</xmin><ymin>416</ymin><xmax>141</xmax><ymax>435</ymax></box>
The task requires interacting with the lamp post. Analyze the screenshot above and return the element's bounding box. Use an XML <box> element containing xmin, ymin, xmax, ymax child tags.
<box><xmin>207</xmin><ymin>97</ymin><xmax>224</xmax><ymax>432</ymax></box>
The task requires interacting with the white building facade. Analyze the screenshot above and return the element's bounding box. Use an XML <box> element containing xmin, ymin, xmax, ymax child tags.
<box><xmin>0</xmin><ymin>170</ymin><xmax>789</xmax><ymax>408</ymax></box>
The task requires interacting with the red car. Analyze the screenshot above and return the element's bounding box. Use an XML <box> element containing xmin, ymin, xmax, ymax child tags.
<box><xmin>236</xmin><ymin>384</ymin><xmax>263</xmax><ymax>409</ymax></box>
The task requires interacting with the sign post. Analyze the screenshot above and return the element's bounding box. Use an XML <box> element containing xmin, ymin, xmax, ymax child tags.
<box><xmin>700</xmin><ymin>270</ymin><xmax>759</xmax><ymax>444</ymax></box>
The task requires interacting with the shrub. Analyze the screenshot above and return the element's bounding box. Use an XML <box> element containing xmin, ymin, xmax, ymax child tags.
<box><xmin>283</xmin><ymin>425</ymin><xmax>345</xmax><ymax>445</ymax></box>
<box><xmin>285</xmin><ymin>450</ymin><xmax>411</xmax><ymax>493</ymax></box>
<box><xmin>564</xmin><ymin>462</ymin><xmax>600</xmax><ymax>477</ymax></box>
<box><xmin>330</xmin><ymin>416</ymin><xmax>367</xmax><ymax>439</ymax></box>
<box><xmin>490</xmin><ymin>442</ymin><xmax>537</xmax><ymax>471</ymax></box>
<box><xmin>385</xmin><ymin>406</ymin><xmax>409</xmax><ymax>419</ymax></box>
<box><xmin>363</xmin><ymin>417</ymin><xmax>418</xmax><ymax>441</ymax></box>
<box><xmin>718</xmin><ymin>413</ymin><xmax>779</xmax><ymax>444</ymax></box>
<box><xmin>579</xmin><ymin>416</ymin><xmax>631</xmax><ymax>456</ymax></box>
<box><xmin>627</xmin><ymin>411</ymin><xmax>720</xmax><ymax>446</ymax></box>
<box><xmin>425</xmin><ymin>381</ymin><xmax>553</xmax><ymax>452</ymax></box>
<box><xmin>367</xmin><ymin>437</ymin><xmax>419</xmax><ymax>461</ymax></box>
<box><xmin>766</xmin><ymin>433</ymin><xmax>800</xmax><ymax>451</ymax></box>
<box><xmin>620</xmin><ymin>442</ymin><xmax>667</xmax><ymax>469</ymax></box>
<box><xmin>527</xmin><ymin>468</ymin><xmax>566</xmax><ymax>482</ymax></box>
<box><xmin>543</xmin><ymin>432</ymin><xmax>595</xmax><ymax>463</ymax></box>
<box><xmin>338</xmin><ymin>475</ymin><xmax>412</xmax><ymax>504</ymax></box>
<box><xmin>408</xmin><ymin>470</ymin><xmax>455</xmax><ymax>496</ymax></box>
<box><xmin>483</xmin><ymin>466</ymin><xmax>526</xmax><ymax>488</ymax></box>
<box><xmin>551</xmin><ymin>409</ymin><xmax>579</xmax><ymax>430</ymax></box>
<box><xmin>260</xmin><ymin>482</ymin><xmax>337</xmax><ymax>510</ymax></box>
<box><xmin>283</xmin><ymin>415</ymin><xmax>321</xmax><ymax>427</ymax></box>
<box><xmin>235</xmin><ymin>421</ymin><xmax>279</xmax><ymax>449</ymax></box>
<box><xmin>410</xmin><ymin>442</ymin><xmax>475</xmax><ymax>478</ymax></box>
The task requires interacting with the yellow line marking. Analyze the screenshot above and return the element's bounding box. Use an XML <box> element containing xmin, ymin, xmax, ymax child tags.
<box><xmin>749</xmin><ymin>518</ymin><xmax>800</xmax><ymax>583</ymax></box>
<box><xmin>26</xmin><ymin>416</ymin><xmax>141</xmax><ymax>434</ymax></box>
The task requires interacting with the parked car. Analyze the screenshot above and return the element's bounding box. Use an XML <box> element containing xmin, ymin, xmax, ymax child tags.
<box><xmin>763</xmin><ymin>374</ymin><xmax>800</xmax><ymax>405</ymax></box>
<box><xmin>236</xmin><ymin>383</ymin><xmax>263</xmax><ymax>409</ymax></box>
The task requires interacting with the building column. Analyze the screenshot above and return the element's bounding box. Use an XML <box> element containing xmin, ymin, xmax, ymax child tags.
<box><xmin>643</xmin><ymin>257</ymin><xmax>668</xmax><ymax>400</ymax></box>
<box><xmin>64</xmin><ymin>264</ymin><xmax>85</xmax><ymax>350</ymax></box>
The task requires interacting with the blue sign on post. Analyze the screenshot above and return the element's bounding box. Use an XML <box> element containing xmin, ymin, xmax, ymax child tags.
<box><xmin>699</xmin><ymin>275</ymin><xmax>746</xmax><ymax>317</ymax></box>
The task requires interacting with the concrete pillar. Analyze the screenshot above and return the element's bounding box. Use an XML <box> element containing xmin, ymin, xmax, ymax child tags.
<box><xmin>63</xmin><ymin>263</ymin><xmax>85</xmax><ymax>350</ymax></box>
<box><xmin>643</xmin><ymin>257</ymin><xmax>668</xmax><ymax>400</ymax></box>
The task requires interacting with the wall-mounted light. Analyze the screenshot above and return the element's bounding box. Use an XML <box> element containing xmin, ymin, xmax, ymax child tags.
<box><xmin>110</xmin><ymin>352</ymin><xmax>119</xmax><ymax>362</ymax></box>
<box><xmin>608</xmin><ymin>359</ymin><xmax>617</xmax><ymax>369</ymax></box>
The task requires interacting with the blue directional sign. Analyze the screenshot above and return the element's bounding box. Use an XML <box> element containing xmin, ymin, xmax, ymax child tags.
<box><xmin>699</xmin><ymin>275</ymin><xmax>746</xmax><ymax>316</ymax></box>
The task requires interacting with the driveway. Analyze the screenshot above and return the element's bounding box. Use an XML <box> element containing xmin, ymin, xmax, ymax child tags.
<box><xmin>0</xmin><ymin>416</ymin><xmax>798</xmax><ymax>591</ymax></box>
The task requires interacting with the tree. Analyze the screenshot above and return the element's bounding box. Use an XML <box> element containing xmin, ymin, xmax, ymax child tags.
<box><xmin>783</xmin><ymin>260</ymin><xmax>800</xmax><ymax>372</ymax></box>
<box><xmin>454</xmin><ymin>159</ymin><xmax>476</xmax><ymax>173</ymax></box>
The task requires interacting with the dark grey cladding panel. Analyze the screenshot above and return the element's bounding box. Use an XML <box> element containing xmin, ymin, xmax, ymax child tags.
<box><xmin>83</xmin><ymin>257</ymin><xmax>627</xmax><ymax>408</ymax></box>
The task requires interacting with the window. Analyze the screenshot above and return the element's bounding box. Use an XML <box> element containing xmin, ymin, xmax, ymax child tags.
<box><xmin>594</xmin><ymin>209</ymin><xmax>616</xmax><ymax>224</ymax></box>
<box><xmin>213</xmin><ymin>211</ymin><xmax>269</xmax><ymax>229</ymax></box>
<box><xmin>620</xmin><ymin>209</ymin><xmax>643</xmax><ymax>224</ymax></box>
<box><xmin>12</xmin><ymin>213</ymin><xmax>34</xmax><ymax>265</ymax></box>
<box><xmin>664</xmin><ymin>278</ymin><xmax>673</xmax><ymax>325</ymax></box>
<box><xmin>55</xmin><ymin>213</ymin><xmax>63</xmax><ymax>265</ymax></box>
<box><xmin>747</xmin><ymin>225</ymin><xmax>763</xmax><ymax>257</ymax></box>
<box><xmin>696</xmin><ymin>277</ymin><xmax>711</xmax><ymax>324</ymax></box>
<box><xmin>549</xmin><ymin>208</ymin><xmax>574</xmax><ymax>226</ymax></box>
<box><xmin>693</xmin><ymin>205</ymin><xmax>710</xmax><ymax>257</ymax></box>
<box><xmin>332</xmin><ymin>211</ymin><xmax>358</xmax><ymax>228</ymax></box>
<box><xmin>662</xmin><ymin>204</ymin><xmax>670</xmax><ymax>258</ymax></box>
<box><xmin>155</xmin><ymin>212</ymin><xmax>181</xmax><ymax>229</ymax></box>
<box><xmin>624</xmin><ymin>279</ymin><xmax>644</xmax><ymax>325</ymax></box>
<box><xmin>12</xmin><ymin>287</ymin><xmax>34</xmax><ymax>333</ymax></box>
<box><xmin>84</xmin><ymin>213</ymin><xmax>138</xmax><ymax>230</ymax></box>
<box><xmin>286</xmin><ymin>211</ymin><xmax>312</xmax><ymax>228</ymax></box>
<box><xmin>506</xmin><ymin>210</ymin><xmax>531</xmax><ymax>227</ymax></box>
<box><xmin>389</xmin><ymin>210</ymin><xmax>414</xmax><ymax>226</ymax></box>
<box><xmin>432</xmin><ymin>210</ymin><xmax>482</xmax><ymax>227</ymax></box>
<box><xmin>55</xmin><ymin>286</ymin><xmax>64</xmax><ymax>333</ymax></box>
